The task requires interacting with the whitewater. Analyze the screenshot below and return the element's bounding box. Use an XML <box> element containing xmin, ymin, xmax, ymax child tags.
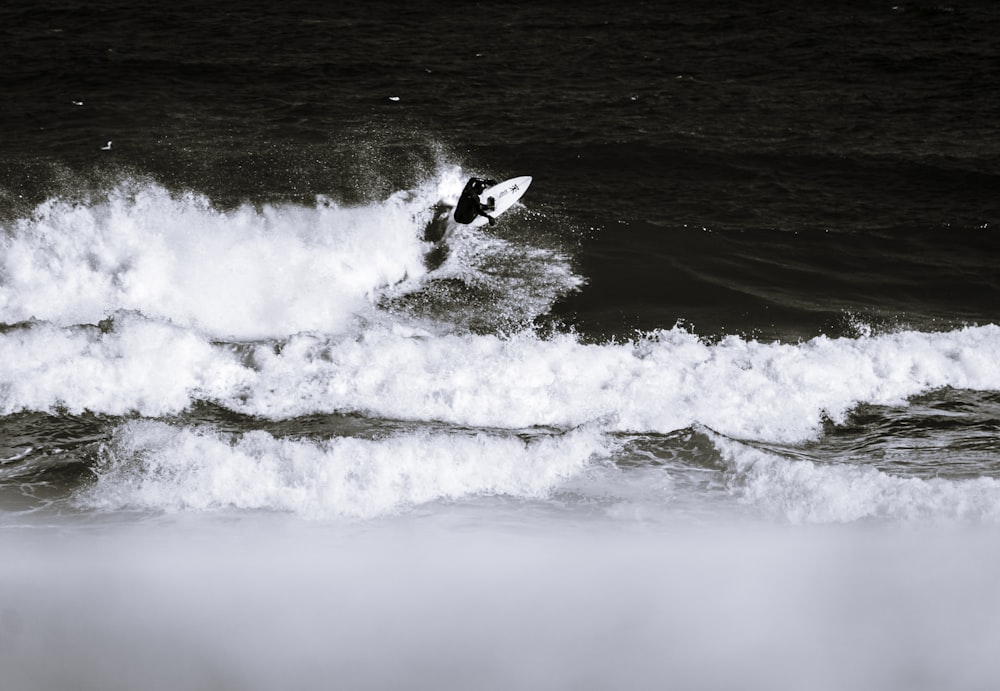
<box><xmin>1</xmin><ymin>171</ymin><xmax>998</xmax><ymax>529</ymax></box>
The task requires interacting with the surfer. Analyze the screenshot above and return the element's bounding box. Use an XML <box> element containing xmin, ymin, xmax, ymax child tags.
<box><xmin>453</xmin><ymin>177</ymin><xmax>497</xmax><ymax>225</ymax></box>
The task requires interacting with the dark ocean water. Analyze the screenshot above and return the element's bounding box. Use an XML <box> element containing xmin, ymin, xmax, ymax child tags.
<box><xmin>2</xmin><ymin>2</ymin><xmax>1000</xmax><ymax>690</ymax></box>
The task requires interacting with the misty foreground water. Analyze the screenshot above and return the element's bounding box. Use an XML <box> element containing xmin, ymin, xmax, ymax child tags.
<box><xmin>3</xmin><ymin>515</ymin><xmax>999</xmax><ymax>691</ymax></box>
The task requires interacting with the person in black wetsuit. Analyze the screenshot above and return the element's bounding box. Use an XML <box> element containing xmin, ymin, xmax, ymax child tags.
<box><xmin>453</xmin><ymin>177</ymin><xmax>498</xmax><ymax>225</ymax></box>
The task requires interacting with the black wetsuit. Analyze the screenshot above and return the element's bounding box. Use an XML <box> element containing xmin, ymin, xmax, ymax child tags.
<box><xmin>453</xmin><ymin>177</ymin><xmax>496</xmax><ymax>224</ymax></box>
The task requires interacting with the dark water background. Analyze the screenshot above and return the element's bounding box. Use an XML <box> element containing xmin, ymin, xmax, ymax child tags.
<box><xmin>5</xmin><ymin>0</ymin><xmax>997</xmax><ymax>340</ymax></box>
<box><xmin>2</xmin><ymin>3</ymin><xmax>1000</xmax><ymax>690</ymax></box>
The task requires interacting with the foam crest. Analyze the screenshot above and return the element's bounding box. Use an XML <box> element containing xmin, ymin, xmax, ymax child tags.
<box><xmin>233</xmin><ymin>324</ymin><xmax>1000</xmax><ymax>441</ymax></box>
<box><xmin>80</xmin><ymin>421</ymin><xmax>608</xmax><ymax>519</ymax></box>
<box><xmin>0</xmin><ymin>317</ymin><xmax>249</xmax><ymax>416</ymax></box>
<box><xmin>714</xmin><ymin>435</ymin><xmax>1000</xmax><ymax>524</ymax></box>
<box><xmin>2</xmin><ymin>319</ymin><xmax>999</xmax><ymax>440</ymax></box>
<box><xmin>0</xmin><ymin>181</ymin><xmax>431</xmax><ymax>339</ymax></box>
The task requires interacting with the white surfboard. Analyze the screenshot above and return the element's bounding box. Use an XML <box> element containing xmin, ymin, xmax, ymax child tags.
<box><xmin>468</xmin><ymin>176</ymin><xmax>532</xmax><ymax>227</ymax></box>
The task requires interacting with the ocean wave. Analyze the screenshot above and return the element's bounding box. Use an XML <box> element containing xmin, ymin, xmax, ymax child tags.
<box><xmin>0</xmin><ymin>170</ymin><xmax>578</xmax><ymax>341</ymax></box>
<box><xmin>1</xmin><ymin>315</ymin><xmax>998</xmax><ymax>444</ymax></box>
<box><xmin>0</xmin><ymin>178</ymin><xmax>432</xmax><ymax>339</ymax></box>
<box><xmin>714</xmin><ymin>433</ymin><xmax>1000</xmax><ymax>524</ymax></box>
<box><xmin>78</xmin><ymin>420</ymin><xmax>608</xmax><ymax>519</ymax></box>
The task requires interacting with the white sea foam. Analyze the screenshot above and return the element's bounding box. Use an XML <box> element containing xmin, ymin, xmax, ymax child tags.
<box><xmin>714</xmin><ymin>433</ymin><xmax>1000</xmax><ymax>524</ymax></box>
<box><xmin>2</xmin><ymin>317</ymin><xmax>999</xmax><ymax>442</ymax></box>
<box><xmin>219</xmin><ymin>323</ymin><xmax>1000</xmax><ymax>440</ymax></box>
<box><xmin>0</xmin><ymin>317</ymin><xmax>248</xmax><ymax>416</ymax></box>
<box><xmin>0</xmin><ymin>181</ymin><xmax>431</xmax><ymax>339</ymax></box>
<box><xmin>0</xmin><ymin>171</ymin><xmax>576</xmax><ymax>340</ymax></box>
<box><xmin>80</xmin><ymin>420</ymin><xmax>608</xmax><ymax>519</ymax></box>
